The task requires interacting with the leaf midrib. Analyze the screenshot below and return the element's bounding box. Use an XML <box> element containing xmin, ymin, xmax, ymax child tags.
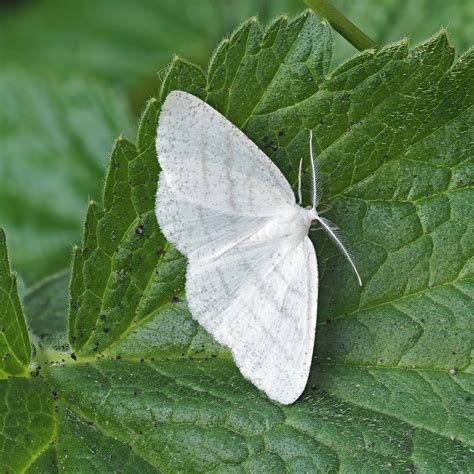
<box><xmin>41</xmin><ymin>351</ymin><xmax>469</xmax><ymax>375</ymax></box>
<box><xmin>41</xmin><ymin>357</ymin><xmax>471</xmax><ymax>458</ymax></box>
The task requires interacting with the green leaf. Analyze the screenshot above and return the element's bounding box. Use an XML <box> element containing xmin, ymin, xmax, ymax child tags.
<box><xmin>0</xmin><ymin>71</ymin><xmax>133</xmax><ymax>283</ymax></box>
<box><xmin>6</xmin><ymin>11</ymin><xmax>474</xmax><ymax>471</ymax></box>
<box><xmin>0</xmin><ymin>229</ymin><xmax>31</xmax><ymax>376</ymax></box>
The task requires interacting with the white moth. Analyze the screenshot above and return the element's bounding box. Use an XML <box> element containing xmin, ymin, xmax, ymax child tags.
<box><xmin>155</xmin><ymin>91</ymin><xmax>361</xmax><ymax>404</ymax></box>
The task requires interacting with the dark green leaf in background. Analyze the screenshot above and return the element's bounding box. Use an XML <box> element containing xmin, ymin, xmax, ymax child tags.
<box><xmin>0</xmin><ymin>72</ymin><xmax>133</xmax><ymax>283</ymax></box>
<box><xmin>332</xmin><ymin>0</ymin><xmax>474</xmax><ymax>63</ymax></box>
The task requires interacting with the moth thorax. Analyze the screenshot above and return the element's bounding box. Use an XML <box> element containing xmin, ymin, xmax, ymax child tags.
<box><xmin>249</xmin><ymin>205</ymin><xmax>314</xmax><ymax>243</ymax></box>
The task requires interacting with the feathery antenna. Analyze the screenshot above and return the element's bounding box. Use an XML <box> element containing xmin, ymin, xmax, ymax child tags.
<box><xmin>308</xmin><ymin>130</ymin><xmax>362</xmax><ymax>285</ymax></box>
<box><xmin>315</xmin><ymin>216</ymin><xmax>362</xmax><ymax>286</ymax></box>
<box><xmin>309</xmin><ymin>130</ymin><xmax>317</xmax><ymax>209</ymax></box>
<box><xmin>309</xmin><ymin>130</ymin><xmax>323</xmax><ymax>209</ymax></box>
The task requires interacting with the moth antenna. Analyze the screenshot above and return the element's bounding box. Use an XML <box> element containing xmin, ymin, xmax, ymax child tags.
<box><xmin>316</xmin><ymin>216</ymin><xmax>362</xmax><ymax>286</ymax></box>
<box><xmin>309</xmin><ymin>130</ymin><xmax>322</xmax><ymax>209</ymax></box>
<box><xmin>297</xmin><ymin>158</ymin><xmax>303</xmax><ymax>205</ymax></box>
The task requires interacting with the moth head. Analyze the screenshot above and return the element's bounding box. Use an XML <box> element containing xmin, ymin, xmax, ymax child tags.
<box><xmin>307</xmin><ymin>206</ymin><xmax>318</xmax><ymax>221</ymax></box>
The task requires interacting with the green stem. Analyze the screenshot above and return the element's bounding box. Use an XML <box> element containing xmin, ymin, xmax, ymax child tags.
<box><xmin>305</xmin><ymin>0</ymin><xmax>377</xmax><ymax>51</ymax></box>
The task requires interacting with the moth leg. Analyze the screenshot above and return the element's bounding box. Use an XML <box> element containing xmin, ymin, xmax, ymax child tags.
<box><xmin>315</xmin><ymin>216</ymin><xmax>363</xmax><ymax>286</ymax></box>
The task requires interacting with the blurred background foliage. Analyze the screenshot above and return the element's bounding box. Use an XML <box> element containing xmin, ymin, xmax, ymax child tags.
<box><xmin>0</xmin><ymin>0</ymin><xmax>472</xmax><ymax>284</ymax></box>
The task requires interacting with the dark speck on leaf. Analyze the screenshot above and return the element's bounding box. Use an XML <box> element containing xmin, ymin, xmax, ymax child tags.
<box><xmin>340</xmin><ymin>92</ymin><xmax>351</xmax><ymax>102</ymax></box>
<box><xmin>278</xmin><ymin>130</ymin><xmax>284</xmax><ymax>136</ymax></box>
<box><xmin>156</xmin><ymin>247</ymin><xmax>164</xmax><ymax>257</ymax></box>
<box><xmin>262</xmin><ymin>135</ymin><xmax>275</xmax><ymax>149</ymax></box>
<box><xmin>71</xmin><ymin>352</ymin><xmax>77</xmax><ymax>361</ymax></box>
<box><xmin>116</xmin><ymin>355</ymin><xmax>122</xmax><ymax>360</ymax></box>
<box><xmin>135</xmin><ymin>224</ymin><xmax>144</xmax><ymax>236</ymax></box>
<box><xmin>103</xmin><ymin>327</ymin><xmax>110</xmax><ymax>333</ymax></box>
<box><xmin>171</xmin><ymin>295</ymin><xmax>180</xmax><ymax>304</ymax></box>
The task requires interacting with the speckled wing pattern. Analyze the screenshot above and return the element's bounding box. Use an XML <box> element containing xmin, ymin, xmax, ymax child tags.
<box><xmin>155</xmin><ymin>91</ymin><xmax>318</xmax><ymax>404</ymax></box>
